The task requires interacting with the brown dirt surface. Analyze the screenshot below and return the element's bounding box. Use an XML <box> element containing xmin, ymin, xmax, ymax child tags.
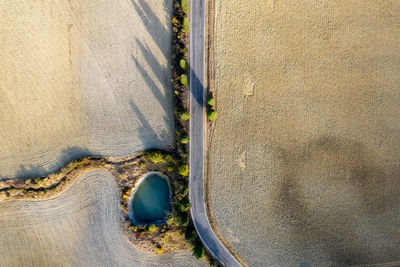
<box><xmin>209</xmin><ymin>1</ymin><xmax>400</xmax><ymax>266</ymax></box>
<box><xmin>0</xmin><ymin>169</ymin><xmax>205</xmax><ymax>267</ymax></box>
<box><xmin>0</xmin><ymin>0</ymin><xmax>174</xmax><ymax>179</ymax></box>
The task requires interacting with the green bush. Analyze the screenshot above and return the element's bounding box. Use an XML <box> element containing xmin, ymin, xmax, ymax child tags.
<box><xmin>178</xmin><ymin>164</ymin><xmax>189</xmax><ymax>176</ymax></box>
<box><xmin>207</xmin><ymin>97</ymin><xmax>215</xmax><ymax>107</ymax></box>
<box><xmin>183</xmin><ymin>17</ymin><xmax>190</xmax><ymax>33</ymax></box>
<box><xmin>207</xmin><ymin>110</ymin><xmax>217</xmax><ymax>121</ymax></box>
<box><xmin>180</xmin><ymin>135</ymin><xmax>189</xmax><ymax>144</ymax></box>
<box><xmin>185</xmin><ymin>228</ymin><xmax>197</xmax><ymax>244</ymax></box>
<box><xmin>180</xmin><ymin>59</ymin><xmax>188</xmax><ymax>71</ymax></box>
<box><xmin>174</xmin><ymin>90</ymin><xmax>179</xmax><ymax>96</ymax></box>
<box><xmin>147</xmin><ymin>151</ymin><xmax>167</xmax><ymax>164</ymax></box>
<box><xmin>179</xmin><ymin>198</ymin><xmax>192</xmax><ymax>212</ymax></box>
<box><xmin>179</xmin><ymin>111</ymin><xmax>190</xmax><ymax>120</ymax></box>
<box><xmin>182</xmin><ymin>47</ymin><xmax>189</xmax><ymax>54</ymax></box>
<box><xmin>181</xmin><ymin>0</ymin><xmax>190</xmax><ymax>14</ymax></box>
<box><xmin>181</xmin><ymin>213</ymin><xmax>189</xmax><ymax>226</ymax></box>
<box><xmin>192</xmin><ymin>243</ymin><xmax>204</xmax><ymax>259</ymax></box>
<box><xmin>181</xmin><ymin>185</ymin><xmax>189</xmax><ymax>196</ymax></box>
<box><xmin>148</xmin><ymin>224</ymin><xmax>157</xmax><ymax>232</ymax></box>
<box><xmin>180</xmin><ymin>74</ymin><xmax>188</xmax><ymax>86</ymax></box>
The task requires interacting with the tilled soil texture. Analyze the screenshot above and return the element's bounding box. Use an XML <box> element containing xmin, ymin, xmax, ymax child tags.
<box><xmin>0</xmin><ymin>0</ymin><xmax>174</xmax><ymax>179</ymax></box>
<box><xmin>210</xmin><ymin>1</ymin><xmax>400</xmax><ymax>266</ymax></box>
<box><xmin>0</xmin><ymin>169</ymin><xmax>205</xmax><ymax>267</ymax></box>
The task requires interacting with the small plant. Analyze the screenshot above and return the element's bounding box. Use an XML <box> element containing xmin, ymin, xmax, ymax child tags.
<box><xmin>181</xmin><ymin>185</ymin><xmax>189</xmax><ymax>196</ymax></box>
<box><xmin>147</xmin><ymin>151</ymin><xmax>167</xmax><ymax>164</ymax></box>
<box><xmin>171</xmin><ymin>16</ymin><xmax>180</xmax><ymax>27</ymax></box>
<box><xmin>183</xmin><ymin>17</ymin><xmax>190</xmax><ymax>33</ymax></box>
<box><xmin>179</xmin><ymin>198</ymin><xmax>191</xmax><ymax>212</ymax></box>
<box><xmin>180</xmin><ymin>59</ymin><xmax>188</xmax><ymax>71</ymax></box>
<box><xmin>174</xmin><ymin>90</ymin><xmax>179</xmax><ymax>96</ymax></box>
<box><xmin>167</xmin><ymin>217</ymin><xmax>174</xmax><ymax>226</ymax></box>
<box><xmin>181</xmin><ymin>0</ymin><xmax>190</xmax><ymax>14</ymax></box>
<box><xmin>178</xmin><ymin>164</ymin><xmax>189</xmax><ymax>176</ymax></box>
<box><xmin>179</xmin><ymin>111</ymin><xmax>190</xmax><ymax>120</ymax></box>
<box><xmin>157</xmin><ymin>247</ymin><xmax>164</xmax><ymax>254</ymax></box>
<box><xmin>182</xmin><ymin>47</ymin><xmax>189</xmax><ymax>54</ymax></box>
<box><xmin>181</xmin><ymin>214</ymin><xmax>189</xmax><ymax>226</ymax></box>
<box><xmin>167</xmin><ymin>166</ymin><xmax>174</xmax><ymax>172</ymax></box>
<box><xmin>207</xmin><ymin>110</ymin><xmax>217</xmax><ymax>121</ymax></box>
<box><xmin>180</xmin><ymin>74</ymin><xmax>188</xmax><ymax>86</ymax></box>
<box><xmin>180</xmin><ymin>135</ymin><xmax>189</xmax><ymax>144</ymax></box>
<box><xmin>192</xmin><ymin>243</ymin><xmax>204</xmax><ymax>259</ymax></box>
<box><xmin>207</xmin><ymin>97</ymin><xmax>215</xmax><ymax>107</ymax></box>
<box><xmin>148</xmin><ymin>224</ymin><xmax>157</xmax><ymax>232</ymax></box>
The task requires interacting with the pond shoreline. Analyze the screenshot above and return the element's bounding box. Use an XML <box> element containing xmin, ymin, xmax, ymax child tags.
<box><xmin>129</xmin><ymin>171</ymin><xmax>173</xmax><ymax>226</ymax></box>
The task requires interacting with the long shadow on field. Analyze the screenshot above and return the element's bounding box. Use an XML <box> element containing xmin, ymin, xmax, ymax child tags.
<box><xmin>135</xmin><ymin>38</ymin><xmax>170</xmax><ymax>99</ymax></box>
<box><xmin>12</xmin><ymin>146</ymin><xmax>92</xmax><ymax>179</ymax></box>
<box><xmin>129</xmin><ymin>100</ymin><xmax>173</xmax><ymax>151</ymax></box>
<box><xmin>130</xmin><ymin>0</ymin><xmax>171</xmax><ymax>59</ymax></box>
<box><xmin>131</xmin><ymin>54</ymin><xmax>170</xmax><ymax>116</ymax></box>
<box><xmin>131</xmin><ymin>37</ymin><xmax>174</xmax><ymax>139</ymax></box>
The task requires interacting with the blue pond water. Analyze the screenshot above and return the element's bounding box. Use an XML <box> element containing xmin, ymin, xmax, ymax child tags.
<box><xmin>130</xmin><ymin>173</ymin><xmax>172</xmax><ymax>225</ymax></box>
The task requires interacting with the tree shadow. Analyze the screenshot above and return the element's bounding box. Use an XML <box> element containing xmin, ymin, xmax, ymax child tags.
<box><xmin>130</xmin><ymin>0</ymin><xmax>171</xmax><ymax>59</ymax></box>
<box><xmin>131</xmin><ymin>54</ymin><xmax>170</xmax><ymax>115</ymax></box>
<box><xmin>129</xmin><ymin>99</ymin><xmax>173</xmax><ymax>151</ymax></box>
<box><xmin>12</xmin><ymin>146</ymin><xmax>93</xmax><ymax>179</ymax></box>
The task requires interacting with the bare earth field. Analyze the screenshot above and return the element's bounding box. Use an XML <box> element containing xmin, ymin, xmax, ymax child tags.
<box><xmin>210</xmin><ymin>1</ymin><xmax>400</xmax><ymax>266</ymax></box>
<box><xmin>0</xmin><ymin>0</ymin><xmax>174</xmax><ymax>179</ymax></box>
<box><xmin>0</xmin><ymin>169</ymin><xmax>204</xmax><ymax>267</ymax></box>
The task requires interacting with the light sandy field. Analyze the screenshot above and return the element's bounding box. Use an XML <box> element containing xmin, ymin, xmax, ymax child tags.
<box><xmin>0</xmin><ymin>169</ymin><xmax>204</xmax><ymax>267</ymax></box>
<box><xmin>210</xmin><ymin>1</ymin><xmax>400</xmax><ymax>266</ymax></box>
<box><xmin>0</xmin><ymin>0</ymin><xmax>174</xmax><ymax>179</ymax></box>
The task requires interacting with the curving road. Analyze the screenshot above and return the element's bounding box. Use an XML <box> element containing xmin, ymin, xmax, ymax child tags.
<box><xmin>188</xmin><ymin>0</ymin><xmax>241</xmax><ymax>266</ymax></box>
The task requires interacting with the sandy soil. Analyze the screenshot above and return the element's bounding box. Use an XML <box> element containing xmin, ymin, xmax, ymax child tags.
<box><xmin>210</xmin><ymin>1</ymin><xmax>400</xmax><ymax>266</ymax></box>
<box><xmin>0</xmin><ymin>0</ymin><xmax>174</xmax><ymax>179</ymax></box>
<box><xmin>0</xmin><ymin>169</ymin><xmax>204</xmax><ymax>267</ymax></box>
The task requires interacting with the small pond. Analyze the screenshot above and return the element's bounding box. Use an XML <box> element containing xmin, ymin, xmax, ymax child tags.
<box><xmin>129</xmin><ymin>172</ymin><xmax>172</xmax><ymax>225</ymax></box>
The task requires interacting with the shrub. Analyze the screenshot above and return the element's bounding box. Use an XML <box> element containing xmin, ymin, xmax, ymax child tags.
<box><xmin>182</xmin><ymin>47</ymin><xmax>189</xmax><ymax>54</ymax></box>
<box><xmin>180</xmin><ymin>59</ymin><xmax>188</xmax><ymax>71</ymax></box>
<box><xmin>207</xmin><ymin>110</ymin><xmax>217</xmax><ymax>121</ymax></box>
<box><xmin>148</xmin><ymin>224</ymin><xmax>157</xmax><ymax>232</ymax></box>
<box><xmin>179</xmin><ymin>198</ymin><xmax>192</xmax><ymax>212</ymax></box>
<box><xmin>181</xmin><ymin>0</ymin><xmax>190</xmax><ymax>14</ymax></box>
<box><xmin>181</xmin><ymin>185</ymin><xmax>189</xmax><ymax>196</ymax></box>
<box><xmin>181</xmin><ymin>214</ymin><xmax>189</xmax><ymax>226</ymax></box>
<box><xmin>171</xmin><ymin>16</ymin><xmax>180</xmax><ymax>27</ymax></box>
<box><xmin>174</xmin><ymin>90</ymin><xmax>179</xmax><ymax>96</ymax></box>
<box><xmin>147</xmin><ymin>151</ymin><xmax>167</xmax><ymax>164</ymax></box>
<box><xmin>192</xmin><ymin>243</ymin><xmax>204</xmax><ymax>259</ymax></box>
<box><xmin>178</xmin><ymin>164</ymin><xmax>189</xmax><ymax>176</ymax></box>
<box><xmin>183</xmin><ymin>17</ymin><xmax>190</xmax><ymax>33</ymax></box>
<box><xmin>167</xmin><ymin>217</ymin><xmax>174</xmax><ymax>226</ymax></box>
<box><xmin>180</xmin><ymin>135</ymin><xmax>189</xmax><ymax>144</ymax></box>
<box><xmin>167</xmin><ymin>166</ymin><xmax>174</xmax><ymax>172</ymax></box>
<box><xmin>180</xmin><ymin>74</ymin><xmax>188</xmax><ymax>86</ymax></box>
<box><xmin>207</xmin><ymin>97</ymin><xmax>215</xmax><ymax>107</ymax></box>
<box><xmin>185</xmin><ymin>228</ymin><xmax>197</xmax><ymax>244</ymax></box>
<box><xmin>179</xmin><ymin>111</ymin><xmax>190</xmax><ymax>120</ymax></box>
<box><xmin>157</xmin><ymin>247</ymin><xmax>164</xmax><ymax>254</ymax></box>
